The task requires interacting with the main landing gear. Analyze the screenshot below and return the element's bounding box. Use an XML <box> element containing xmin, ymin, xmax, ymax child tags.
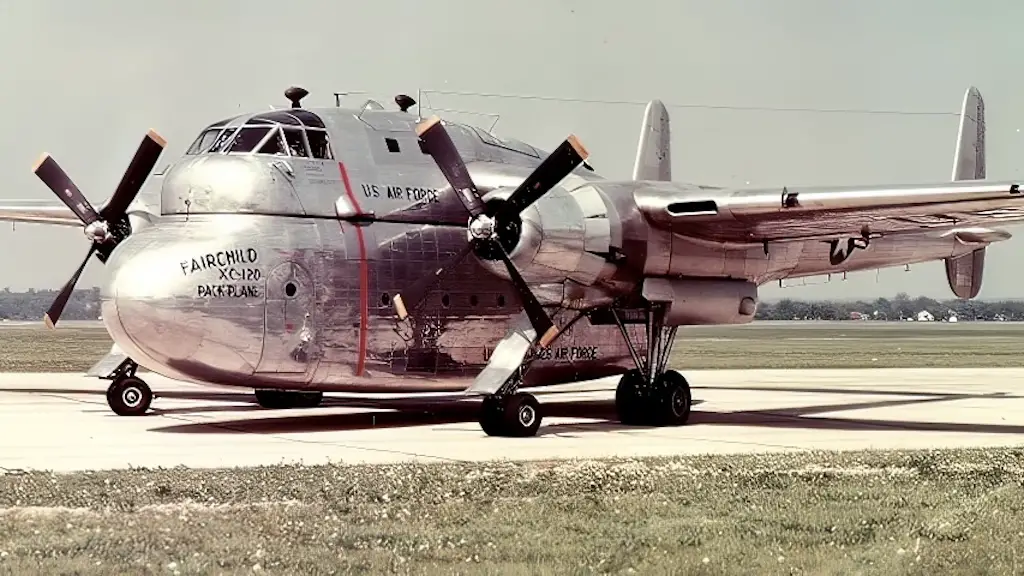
<box><xmin>476</xmin><ymin>303</ymin><xmax>691</xmax><ymax>437</ymax></box>
<box><xmin>611</xmin><ymin>304</ymin><xmax>692</xmax><ymax>427</ymax></box>
<box><xmin>104</xmin><ymin>358</ymin><xmax>153</xmax><ymax>416</ymax></box>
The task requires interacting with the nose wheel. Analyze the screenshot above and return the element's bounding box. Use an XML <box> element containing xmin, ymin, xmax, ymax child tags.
<box><xmin>106</xmin><ymin>375</ymin><xmax>153</xmax><ymax>417</ymax></box>
<box><xmin>479</xmin><ymin>392</ymin><xmax>543</xmax><ymax>437</ymax></box>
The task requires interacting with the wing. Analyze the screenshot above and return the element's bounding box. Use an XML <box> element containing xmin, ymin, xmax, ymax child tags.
<box><xmin>0</xmin><ymin>199</ymin><xmax>82</xmax><ymax>227</ymax></box>
<box><xmin>632</xmin><ymin>179</ymin><xmax>1024</xmax><ymax>244</ymax></box>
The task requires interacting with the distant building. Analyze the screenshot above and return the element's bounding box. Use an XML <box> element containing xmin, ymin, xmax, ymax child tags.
<box><xmin>916</xmin><ymin>310</ymin><xmax>935</xmax><ymax>322</ymax></box>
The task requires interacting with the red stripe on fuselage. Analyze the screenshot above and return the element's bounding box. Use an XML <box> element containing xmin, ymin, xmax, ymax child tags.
<box><xmin>337</xmin><ymin>161</ymin><xmax>369</xmax><ymax>377</ymax></box>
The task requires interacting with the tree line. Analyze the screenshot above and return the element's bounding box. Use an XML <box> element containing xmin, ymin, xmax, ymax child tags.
<box><xmin>757</xmin><ymin>293</ymin><xmax>1024</xmax><ymax>321</ymax></box>
<box><xmin>0</xmin><ymin>288</ymin><xmax>1020</xmax><ymax>322</ymax></box>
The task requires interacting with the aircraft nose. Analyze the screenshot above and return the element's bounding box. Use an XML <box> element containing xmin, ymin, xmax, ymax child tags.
<box><xmin>100</xmin><ymin>229</ymin><xmax>266</xmax><ymax>382</ymax></box>
<box><xmin>101</xmin><ymin>236</ymin><xmax>204</xmax><ymax>371</ymax></box>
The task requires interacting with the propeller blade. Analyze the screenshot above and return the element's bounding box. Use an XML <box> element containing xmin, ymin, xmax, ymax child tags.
<box><xmin>101</xmin><ymin>130</ymin><xmax>167</xmax><ymax>220</ymax></box>
<box><xmin>393</xmin><ymin>240</ymin><xmax>477</xmax><ymax>319</ymax></box>
<box><xmin>490</xmin><ymin>240</ymin><xmax>558</xmax><ymax>348</ymax></box>
<box><xmin>416</xmin><ymin>116</ymin><xmax>488</xmax><ymax>218</ymax></box>
<box><xmin>44</xmin><ymin>244</ymin><xmax>97</xmax><ymax>329</ymax></box>
<box><xmin>496</xmin><ymin>135</ymin><xmax>589</xmax><ymax>222</ymax></box>
<box><xmin>32</xmin><ymin>154</ymin><xmax>100</xmax><ymax>226</ymax></box>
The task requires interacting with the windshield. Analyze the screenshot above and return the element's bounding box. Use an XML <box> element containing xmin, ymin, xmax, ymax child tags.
<box><xmin>184</xmin><ymin>111</ymin><xmax>334</xmax><ymax>159</ymax></box>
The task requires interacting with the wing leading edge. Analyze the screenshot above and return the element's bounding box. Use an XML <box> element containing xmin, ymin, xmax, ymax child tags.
<box><xmin>633</xmin><ymin>179</ymin><xmax>1023</xmax><ymax>243</ymax></box>
<box><xmin>0</xmin><ymin>200</ymin><xmax>82</xmax><ymax>227</ymax></box>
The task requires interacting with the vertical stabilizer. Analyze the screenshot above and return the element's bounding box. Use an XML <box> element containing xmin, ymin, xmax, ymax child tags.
<box><xmin>632</xmin><ymin>100</ymin><xmax>671</xmax><ymax>181</ymax></box>
<box><xmin>945</xmin><ymin>86</ymin><xmax>987</xmax><ymax>299</ymax></box>
<box><xmin>951</xmin><ymin>86</ymin><xmax>985</xmax><ymax>181</ymax></box>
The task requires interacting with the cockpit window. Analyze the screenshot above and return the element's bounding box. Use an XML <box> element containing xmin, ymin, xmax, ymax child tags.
<box><xmin>258</xmin><ymin>129</ymin><xmax>288</xmax><ymax>156</ymax></box>
<box><xmin>282</xmin><ymin>128</ymin><xmax>308</xmax><ymax>157</ymax></box>
<box><xmin>208</xmin><ymin>127</ymin><xmax>238</xmax><ymax>153</ymax></box>
<box><xmin>228</xmin><ymin>126</ymin><xmax>273</xmax><ymax>153</ymax></box>
<box><xmin>186</xmin><ymin>128</ymin><xmax>223</xmax><ymax>155</ymax></box>
<box><xmin>187</xmin><ymin>110</ymin><xmax>334</xmax><ymax>159</ymax></box>
<box><xmin>306</xmin><ymin>129</ymin><xmax>332</xmax><ymax>160</ymax></box>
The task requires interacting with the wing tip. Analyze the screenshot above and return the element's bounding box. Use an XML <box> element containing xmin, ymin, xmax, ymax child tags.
<box><xmin>43</xmin><ymin>314</ymin><xmax>55</xmax><ymax>330</ymax></box>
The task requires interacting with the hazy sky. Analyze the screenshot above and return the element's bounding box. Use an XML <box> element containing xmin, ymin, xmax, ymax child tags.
<box><xmin>1</xmin><ymin>0</ymin><xmax>1022</xmax><ymax>300</ymax></box>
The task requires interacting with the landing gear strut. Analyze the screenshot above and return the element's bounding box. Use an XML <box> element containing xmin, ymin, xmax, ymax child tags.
<box><xmin>611</xmin><ymin>304</ymin><xmax>691</xmax><ymax>427</ymax></box>
<box><xmin>104</xmin><ymin>358</ymin><xmax>153</xmax><ymax>416</ymax></box>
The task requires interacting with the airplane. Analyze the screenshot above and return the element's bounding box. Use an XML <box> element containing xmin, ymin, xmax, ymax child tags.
<box><xmin>0</xmin><ymin>84</ymin><xmax>1013</xmax><ymax>437</ymax></box>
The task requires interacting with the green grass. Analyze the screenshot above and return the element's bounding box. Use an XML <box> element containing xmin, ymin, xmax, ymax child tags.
<box><xmin>669</xmin><ymin>321</ymin><xmax>1024</xmax><ymax>369</ymax></box>
<box><xmin>2</xmin><ymin>448</ymin><xmax>1024</xmax><ymax>574</ymax></box>
<box><xmin>2</xmin><ymin>321</ymin><xmax>1024</xmax><ymax>372</ymax></box>
<box><xmin>0</xmin><ymin>325</ymin><xmax>113</xmax><ymax>372</ymax></box>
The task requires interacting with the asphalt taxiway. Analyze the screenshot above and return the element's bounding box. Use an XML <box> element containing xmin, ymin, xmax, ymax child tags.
<box><xmin>2</xmin><ymin>368</ymin><xmax>1024</xmax><ymax>472</ymax></box>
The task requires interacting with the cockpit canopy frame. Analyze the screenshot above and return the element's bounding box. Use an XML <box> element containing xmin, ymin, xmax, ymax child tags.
<box><xmin>185</xmin><ymin>110</ymin><xmax>334</xmax><ymax>160</ymax></box>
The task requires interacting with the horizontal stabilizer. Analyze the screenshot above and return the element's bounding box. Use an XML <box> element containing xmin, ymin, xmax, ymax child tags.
<box><xmin>632</xmin><ymin>100</ymin><xmax>671</xmax><ymax>181</ymax></box>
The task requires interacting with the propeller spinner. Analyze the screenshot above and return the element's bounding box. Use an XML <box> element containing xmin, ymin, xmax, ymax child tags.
<box><xmin>392</xmin><ymin>116</ymin><xmax>589</xmax><ymax>348</ymax></box>
<box><xmin>33</xmin><ymin>130</ymin><xmax>167</xmax><ymax>328</ymax></box>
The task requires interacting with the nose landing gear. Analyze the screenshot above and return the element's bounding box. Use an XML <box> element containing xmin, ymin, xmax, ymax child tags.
<box><xmin>103</xmin><ymin>358</ymin><xmax>153</xmax><ymax>416</ymax></box>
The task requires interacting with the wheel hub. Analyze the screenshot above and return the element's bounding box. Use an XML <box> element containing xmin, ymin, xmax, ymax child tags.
<box><xmin>518</xmin><ymin>404</ymin><xmax>536</xmax><ymax>427</ymax></box>
<box><xmin>122</xmin><ymin>387</ymin><xmax>141</xmax><ymax>408</ymax></box>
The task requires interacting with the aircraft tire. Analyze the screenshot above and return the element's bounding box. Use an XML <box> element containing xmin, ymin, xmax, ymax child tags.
<box><xmin>106</xmin><ymin>376</ymin><xmax>153</xmax><ymax>416</ymax></box>
<box><xmin>294</xmin><ymin>391</ymin><xmax>323</xmax><ymax>408</ymax></box>
<box><xmin>479</xmin><ymin>396</ymin><xmax>506</xmax><ymax>436</ymax></box>
<box><xmin>615</xmin><ymin>369</ymin><xmax>647</xmax><ymax>425</ymax></box>
<box><xmin>651</xmin><ymin>370</ymin><xmax>691</xmax><ymax>427</ymax></box>
<box><xmin>500</xmin><ymin>392</ymin><xmax>542</xmax><ymax>437</ymax></box>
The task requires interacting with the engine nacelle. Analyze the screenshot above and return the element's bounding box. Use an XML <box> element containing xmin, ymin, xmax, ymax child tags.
<box><xmin>641</xmin><ymin>277</ymin><xmax>758</xmax><ymax>326</ymax></box>
<box><xmin>479</xmin><ymin>183</ymin><xmax>621</xmax><ymax>306</ymax></box>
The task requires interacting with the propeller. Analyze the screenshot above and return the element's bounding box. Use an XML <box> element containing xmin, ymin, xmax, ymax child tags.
<box><xmin>392</xmin><ymin>116</ymin><xmax>589</xmax><ymax>348</ymax></box>
<box><xmin>33</xmin><ymin>130</ymin><xmax>167</xmax><ymax>328</ymax></box>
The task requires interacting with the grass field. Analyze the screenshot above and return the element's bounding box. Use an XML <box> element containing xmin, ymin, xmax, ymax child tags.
<box><xmin>2</xmin><ymin>320</ymin><xmax>1024</xmax><ymax>372</ymax></box>
<box><xmin>1</xmin><ymin>448</ymin><xmax>1023</xmax><ymax>574</ymax></box>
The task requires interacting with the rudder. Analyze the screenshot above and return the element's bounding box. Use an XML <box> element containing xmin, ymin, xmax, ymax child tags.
<box><xmin>951</xmin><ymin>86</ymin><xmax>985</xmax><ymax>180</ymax></box>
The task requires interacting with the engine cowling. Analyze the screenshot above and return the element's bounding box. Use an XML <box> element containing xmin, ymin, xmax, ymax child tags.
<box><xmin>478</xmin><ymin>184</ymin><xmax>620</xmax><ymax>306</ymax></box>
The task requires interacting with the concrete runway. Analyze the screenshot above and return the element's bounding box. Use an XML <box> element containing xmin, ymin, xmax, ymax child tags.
<box><xmin>2</xmin><ymin>368</ymin><xmax>1024</xmax><ymax>472</ymax></box>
